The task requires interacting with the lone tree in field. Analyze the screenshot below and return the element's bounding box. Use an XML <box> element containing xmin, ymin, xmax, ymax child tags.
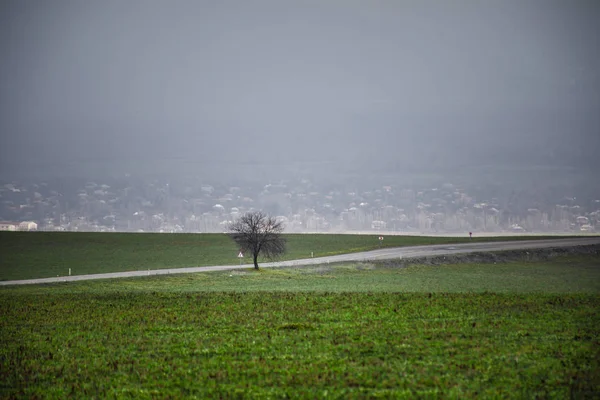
<box><xmin>228</xmin><ymin>211</ymin><xmax>286</xmax><ymax>269</ymax></box>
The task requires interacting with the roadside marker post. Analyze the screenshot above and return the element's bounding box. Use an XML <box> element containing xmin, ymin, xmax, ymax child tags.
<box><xmin>238</xmin><ymin>251</ymin><xmax>244</xmax><ymax>265</ymax></box>
<box><xmin>68</xmin><ymin>268</ymin><xmax>71</xmax><ymax>276</ymax></box>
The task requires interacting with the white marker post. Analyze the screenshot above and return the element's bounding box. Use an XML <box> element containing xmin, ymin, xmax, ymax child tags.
<box><xmin>68</xmin><ymin>268</ymin><xmax>71</xmax><ymax>276</ymax></box>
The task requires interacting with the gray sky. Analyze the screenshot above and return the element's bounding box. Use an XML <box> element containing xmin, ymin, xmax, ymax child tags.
<box><xmin>1</xmin><ymin>0</ymin><xmax>599</xmax><ymax>178</ymax></box>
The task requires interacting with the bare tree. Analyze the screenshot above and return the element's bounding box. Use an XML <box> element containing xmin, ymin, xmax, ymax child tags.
<box><xmin>228</xmin><ymin>211</ymin><xmax>286</xmax><ymax>269</ymax></box>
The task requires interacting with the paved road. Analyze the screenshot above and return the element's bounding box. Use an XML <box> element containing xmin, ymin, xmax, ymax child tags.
<box><xmin>2</xmin><ymin>237</ymin><xmax>599</xmax><ymax>286</ymax></box>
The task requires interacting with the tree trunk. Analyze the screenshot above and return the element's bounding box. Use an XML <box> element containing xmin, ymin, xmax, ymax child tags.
<box><xmin>253</xmin><ymin>253</ymin><xmax>259</xmax><ymax>269</ymax></box>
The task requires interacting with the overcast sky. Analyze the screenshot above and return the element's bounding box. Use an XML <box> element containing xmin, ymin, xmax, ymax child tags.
<box><xmin>0</xmin><ymin>0</ymin><xmax>598</xmax><ymax>178</ymax></box>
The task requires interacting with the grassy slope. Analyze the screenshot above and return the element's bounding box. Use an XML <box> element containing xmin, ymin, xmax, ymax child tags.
<box><xmin>0</xmin><ymin>231</ymin><xmax>584</xmax><ymax>280</ymax></box>
<box><xmin>1</xmin><ymin>255</ymin><xmax>599</xmax><ymax>398</ymax></box>
<box><xmin>1</xmin><ymin>292</ymin><xmax>598</xmax><ymax>398</ymax></box>
<box><xmin>2</xmin><ymin>254</ymin><xmax>599</xmax><ymax>295</ymax></box>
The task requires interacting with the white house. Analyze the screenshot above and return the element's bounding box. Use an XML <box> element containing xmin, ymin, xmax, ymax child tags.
<box><xmin>0</xmin><ymin>221</ymin><xmax>18</xmax><ymax>231</ymax></box>
<box><xmin>19</xmin><ymin>221</ymin><xmax>38</xmax><ymax>231</ymax></box>
<box><xmin>371</xmin><ymin>220</ymin><xmax>387</xmax><ymax>230</ymax></box>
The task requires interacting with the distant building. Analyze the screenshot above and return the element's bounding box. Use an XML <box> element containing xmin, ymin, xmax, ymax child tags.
<box><xmin>0</xmin><ymin>221</ymin><xmax>38</xmax><ymax>231</ymax></box>
<box><xmin>371</xmin><ymin>220</ymin><xmax>387</xmax><ymax>230</ymax></box>
<box><xmin>510</xmin><ymin>224</ymin><xmax>525</xmax><ymax>232</ymax></box>
<box><xmin>19</xmin><ymin>221</ymin><xmax>38</xmax><ymax>231</ymax></box>
<box><xmin>0</xmin><ymin>221</ymin><xmax>18</xmax><ymax>231</ymax></box>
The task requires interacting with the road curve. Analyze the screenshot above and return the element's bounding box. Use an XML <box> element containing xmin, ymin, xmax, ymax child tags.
<box><xmin>1</xmin><ymin>237</ymin><xmax>599</xmax><ymax>286</ymax></box>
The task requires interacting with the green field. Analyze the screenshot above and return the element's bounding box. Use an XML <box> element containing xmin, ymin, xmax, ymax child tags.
<box><xmin>0</xmin><ymin>232</ymin><xmax>583</xmax><ymax>281</ymax></box>
<box><xmin>3</xmin><ymin>254</ymin><xmax>600</xmax><ymax>295</ymax></box>
<box><xmin>1</xmin><ymin>254</ymin><xmax>599</xmax><ymax>398</ymax></box>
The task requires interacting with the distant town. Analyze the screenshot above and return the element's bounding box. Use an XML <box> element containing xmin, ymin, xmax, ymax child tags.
<box><xmin>0</xmin><ymin>174</ymin><xmax>597</xmax><ymax>234</ymax></box>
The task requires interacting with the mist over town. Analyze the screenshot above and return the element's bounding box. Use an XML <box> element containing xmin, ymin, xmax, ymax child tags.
<box><xmin>1</xmin><ymin>160</ymin><xmax>598</xmax><ymax>234</ymax></box>
<box><xmin>1</xmin><ymin>0</ymin><xmax>599</xmax><ymax>234</ymax></box>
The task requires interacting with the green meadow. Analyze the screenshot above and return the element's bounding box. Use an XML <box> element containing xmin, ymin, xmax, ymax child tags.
<box><xmin>0</xmin><ymin>231</ymin><xmax>581</xmax><ymax>280</ymax></box>
<box><xmin>3</xmin><ymin>254</ymin><xmax>600</xmax><ymax>295</ymax></box>
<box><xmin>1</xmin><ymin>253</ymin><xmax>599</xmax><ymax>398</ymax></box>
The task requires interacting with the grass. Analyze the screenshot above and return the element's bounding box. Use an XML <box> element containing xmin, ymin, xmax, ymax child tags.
<box><xmin>1</xmin><ymin>291</ymin><xmax>598</xmax><ymax>398</ymax></box>
<box><xmin>2</xmin><ymin>254</ymin><xmax>599</xmax><ymax>295</ymax></box>
<box><xmin>0</xmin><ymin>231</ymin><xmax>585</xmax><ymax>280</ymax></box>
<box><xmin>2</xmin><ymin>247</ymin><xmax>598</xmax><ymax>398</ymax></box>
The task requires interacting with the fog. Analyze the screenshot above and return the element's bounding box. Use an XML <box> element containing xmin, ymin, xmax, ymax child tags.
<box><xmin>1</xmin><ymin>0</ymin><xmax>599</xmax><ymax>180</ymax></box>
